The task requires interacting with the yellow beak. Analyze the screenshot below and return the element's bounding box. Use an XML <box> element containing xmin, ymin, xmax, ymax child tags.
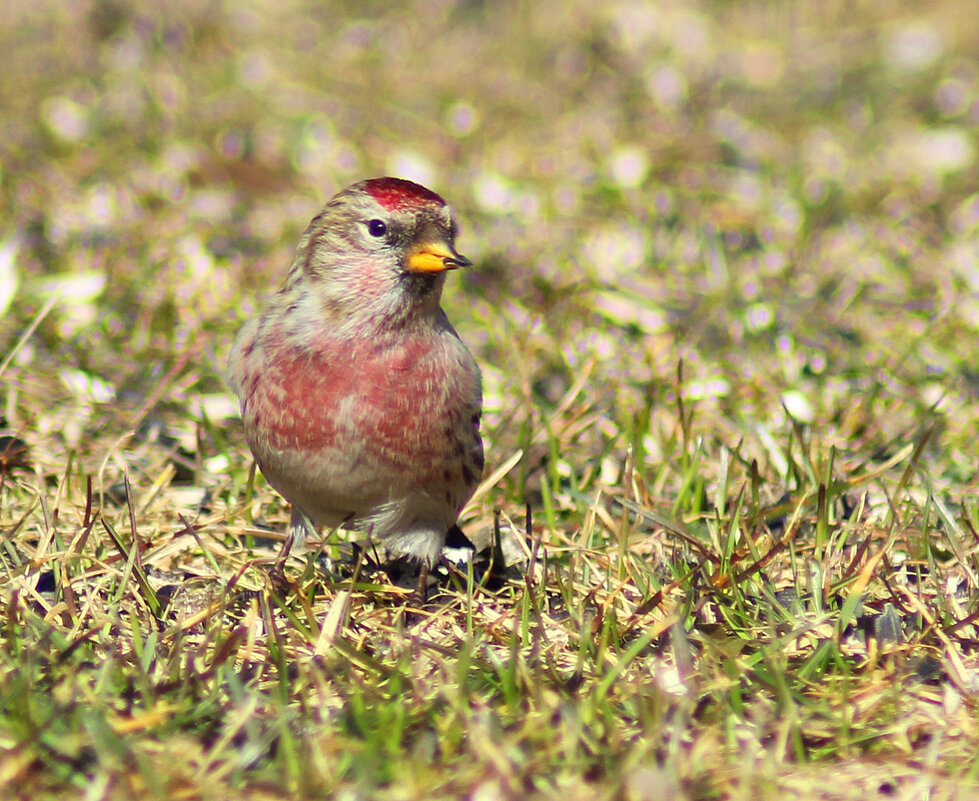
<box><xmin>407</xmin><ymin>242</ymin><xmax>473</xmax><ymax>274</ymax></box>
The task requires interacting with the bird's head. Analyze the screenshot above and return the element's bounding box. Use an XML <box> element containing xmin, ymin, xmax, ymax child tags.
<box><xmin>291</xmin><ymin>177</ymin><xmax>472</xmax><ymax>327</ymax></box>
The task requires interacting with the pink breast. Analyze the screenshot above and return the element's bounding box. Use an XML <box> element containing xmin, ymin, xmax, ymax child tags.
<box><xmin>245</xmin><ymin>333</ymin><xmax>458</xmax><ymax>472</ymax></box>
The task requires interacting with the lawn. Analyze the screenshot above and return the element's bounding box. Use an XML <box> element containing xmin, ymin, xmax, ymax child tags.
<box><xmin>2</xmin><ymin>1</ymin><xmax>979</xmax><ymax>798</ymax></box>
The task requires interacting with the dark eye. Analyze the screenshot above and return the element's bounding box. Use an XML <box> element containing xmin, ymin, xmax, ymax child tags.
<box><xmin>367</xmin><ymin>219</ymin><xmax>387</xmax><ymax>237</ymax></box>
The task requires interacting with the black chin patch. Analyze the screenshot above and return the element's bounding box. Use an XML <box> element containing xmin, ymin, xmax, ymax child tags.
<box><xmin>401</xmin><ymin>271</ymin><xmax>440</xmax><ymax>296</ymax></box>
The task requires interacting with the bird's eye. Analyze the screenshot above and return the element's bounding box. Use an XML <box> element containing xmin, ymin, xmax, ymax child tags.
<box><xmin>367</xmin><ymin>219</ymin><xmax>387</xmax><ymax>237</ymax></box>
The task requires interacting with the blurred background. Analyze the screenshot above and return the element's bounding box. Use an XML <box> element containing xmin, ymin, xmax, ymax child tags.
<box><xmin>2</xmin><ymin>0</ymin><xmax>979</xmax><ymax>508</ymax></box>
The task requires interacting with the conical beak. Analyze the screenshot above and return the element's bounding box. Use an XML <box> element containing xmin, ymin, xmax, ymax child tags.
<box><xmin>407</xmin><ymin>242</ymin><xmax>473</xmax><ymax>274</ymax></box>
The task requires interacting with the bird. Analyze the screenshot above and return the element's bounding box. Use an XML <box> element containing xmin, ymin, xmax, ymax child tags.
<box><xmin>228</xmin><ymin>177</ymin><xmax>484</xmax><ymax>596</ymax></box>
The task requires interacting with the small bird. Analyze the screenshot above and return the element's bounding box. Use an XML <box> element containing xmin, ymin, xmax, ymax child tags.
<box><xmin>228</xmin><ymin>178</ymin><xmax>484</xmax><ymax>589</ymax></box>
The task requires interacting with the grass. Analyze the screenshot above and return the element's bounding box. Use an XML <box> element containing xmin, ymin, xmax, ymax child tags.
<box><xmin>3</xmin><ymin>0</ymin><xmax>979</xmax><ymax>798</ymax></box>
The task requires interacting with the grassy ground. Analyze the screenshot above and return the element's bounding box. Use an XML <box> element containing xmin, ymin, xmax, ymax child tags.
<box><xmin>3</xmin><ymin>0</ymin><xmax>979</xmax><ymax>798</ymax></box>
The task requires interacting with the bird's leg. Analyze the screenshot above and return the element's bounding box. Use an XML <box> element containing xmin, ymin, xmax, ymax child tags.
<box><xmin>281</xmin><ymin>507</ymin><xmax>313</xmax><ymax>560</ymax></box>
<box><xmin>410</xmin><ymin>560</ymin><xmax>430</xmax><ymax>609</ymax></box>
<box><xmin>271</xmin><ymin>508</ymin><xmax>313</xmax><ymax>594</ymax></box>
